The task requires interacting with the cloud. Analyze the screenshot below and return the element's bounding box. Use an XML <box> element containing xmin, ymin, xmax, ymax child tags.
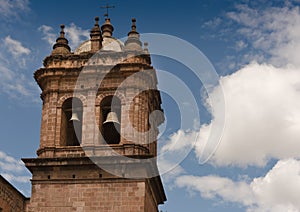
<box><xmin>202</xmin><ymin>17</ymin><xmax>222</xmax><ymax>29</ymax></box>
<box><xmin>194</xmin><ymin>62</ymin><xmax>300</xmax><ymax>167</ymax></box>
<box><xmin>0</xmin><ymin>36</ymin><xmax>37</xmax><ymax>100</ymax></box>
<box><xmin>176</xmin><ymin>175</ymin><xmax>253</xmax><ymax>206</ymax></box>
<box><xmin>227</xmin><ymin>4</ymin><xmax>300</xmax><ymax>67</ymax></box>
<box><xmin>0</xmin><ymin>151</ymin><xmax>30</xmax><ymax>184</ymax></box>
<box><xmin>0</xmin><ymin>65</ymin><xmax>13</xmax><ymax>81</ymax></box>
<box><xmin>0</xmin><ymin>0</ymin><xmax>30</xmax><ymax>19</ymax></box>
<box><xmin>0</xmin><ymin>151</ymin><xmax>25</xmax><ymax>173</ymax></box>
<box><xmin>65</xmin><ymin>23</ymin><xmax>89</xmax><ymax>50</ymax></box>
<box><xmin>235</xmin><ymin>40</ymin><xmax>248</xmax><ymax>51</ymax></box>
<box><xmin>167</xmin><ymin>4</ymin><xmax>300</xmax><ymax>209</ymax></box>
<box><xmin>163</xmin><ymin>5</ymin><xmax>300</xmax><ymax>208</ymax></box>
<box><xmin>161</xmin><ymin>62</ymin><xmax>300</xmax><ymax>168</ymax></box>
<box><xmin>4</xmin><ymin>36</ymin><xmax>30</xmax><ymax>58</ymax></box>
<box><xmin>159</xmin><ymin>158</ymin><xmax>186</xmax><ymax>183</ymax></box>
<box><xmin>175</xmin><ymin>158</ymin><xmax>300</xmax><ymax>211</ymax></box>
<box><xmin>38</xmin><ymin>25</ymin><xmax>56</xmax><ymax>46</ymax></box>
<box><xmin>160</xmin><ymin>129</ymin><xmax>197</xmax><ymax>153</ymax></box>
<box><xmin>39</xmin><ymin>23</ymin><xmax>89</xmax><ymax>51</ymax></box>
<box><xmin>186</xmin><ymin>3</ymin><xmax>300</xmax><ymax>167</ymax></box>
<box><xmin>158</xmin><ymin>128</ymin><xmax>199</xmax><ymax>179</ymax></box>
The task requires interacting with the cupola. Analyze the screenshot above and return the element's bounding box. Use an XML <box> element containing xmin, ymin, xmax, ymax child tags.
<box><xmin>101</xmin><ymin>18</ymin><xmax>114</xmax><ymax>37</ymax></box>
<box><xmin>51</xmin><ymin>24</ymin><xmax>71</xmax><ymax>55</ymax></box>
<box><xmin>124</xmin><ymin>18</ymin><xmax>142</xmax><ymax>51</ymax></box>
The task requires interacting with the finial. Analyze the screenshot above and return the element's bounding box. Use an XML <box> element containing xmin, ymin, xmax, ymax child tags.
<box><xmin>144</xmin><ymin>42</ymin><xmax>149</xmax><ymax>51</ymax></box>
<box><xmin>60</xmin><ymin>24</ymin><xmax>65</xmax><ymax>38</ymax></box>
<box><xmin>131</xmin><ymin>18</ymin><xmax>137</xmax><ymax>32</ymax></box>
<box><xmin>125</xmin><ymin>18</ymin><xmax>142</xmax><ymax>51</ymax></box>
<box><xmin>95</xmin><ymin>16</ymin><xmax>99</xmax><ymax>26</ymax></box>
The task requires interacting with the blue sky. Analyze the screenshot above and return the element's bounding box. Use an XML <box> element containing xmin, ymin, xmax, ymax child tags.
<box><xmin>2</xmin><ymin>0</ymin><xmax>300</xmax><ymax>211</ymax></box>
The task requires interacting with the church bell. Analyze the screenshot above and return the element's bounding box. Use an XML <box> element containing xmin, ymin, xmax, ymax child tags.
<box><xmin>103</xmin><ymin>112</ymin><xmax>120</xmax><ymax>124</ymax></box>
<box><xmin>70</xmin><ymin>112</ymin><xmax>80</xmax><ymax>122</ymax></box>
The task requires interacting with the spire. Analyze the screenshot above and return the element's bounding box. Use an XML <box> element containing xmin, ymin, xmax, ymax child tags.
<box><xmin>129</xmin><ymin>18</ymin><xmax>137</xmax><ymax>34</ymax></box>
<box><xmin>101</xmin><ymin>18</ymin><xmax>114</xmax><ymax>37</ymax></box>
<box><xmin>90</xmin><ymin>16</ymin><xmax>103</xmax><ymax>52</ymax></box>
<box><xmin>144</xmin><ymin>42</ymin><xmax>149</xmax><ymax>54</ymax></box>
<box><xmin>51</xmin><ymin>24</ymin><xmax>71</xmax><ymax>55</ymax></box>
<box><xmin>124</xmin><ymin>18</ymin><xmax>142</xmax><ymax>51</ymax></box>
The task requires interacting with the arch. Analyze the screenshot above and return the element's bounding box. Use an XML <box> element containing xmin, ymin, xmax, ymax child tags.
<box><xmin>60</xmin><ymin>97</ymin><xmax>83</xmax><ymax>146</ymax></box>
<box><xmin>58</xmin><ymin>94</ymin><xmax>87</xmax><ymax>108</ymax></box>
<box><xmin>95</xmin><ymin>91</ymin><xmax>126</xmax><ymax>106</ymax></box>
<box><xmin>99</xmin><ymin>95</ymin><xmax>121</xmax><ymax>145</ymax></box>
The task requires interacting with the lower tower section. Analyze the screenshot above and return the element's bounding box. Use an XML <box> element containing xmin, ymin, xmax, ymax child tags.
<box><xmin>23</xmin><ymin>154</ymin><xmax>165</xmax><ymax>212</ymax></box>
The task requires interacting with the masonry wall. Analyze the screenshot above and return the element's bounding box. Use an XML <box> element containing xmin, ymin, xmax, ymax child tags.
<box><xmin>145</xmin><ymin>181</ymin><xmax>157</xmax><ymax>212</ymax></box>
<box><xmin>26</xmin><ymin>179</ymin><xmax>156</xmax><ymax>212</ymax></box>
<box><xmin>0</xmin><ymin>176</ymin><xmax>27</xmax><ymax>212</ymax></box>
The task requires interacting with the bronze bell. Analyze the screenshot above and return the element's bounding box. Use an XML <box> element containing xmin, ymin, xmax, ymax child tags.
<box><xmin>69</xmin><ymin>112</ymin><xmax>80</xmax><ymax>122</ymax></box>
<box><xmin>103</xmin><ymin>112</ymin><xmax>120</xmax><ymax>124</ymax></box>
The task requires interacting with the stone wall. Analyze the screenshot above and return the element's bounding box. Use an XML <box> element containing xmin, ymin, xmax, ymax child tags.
<box><xmin>0</xmin><ymin>175</ymin><xmax>28</xmax><ymax>212</ymax></box>
<box><xmin>26</xmin><ymin>179</ymin><xmax>153</xmax><ymax>212</ymax></box>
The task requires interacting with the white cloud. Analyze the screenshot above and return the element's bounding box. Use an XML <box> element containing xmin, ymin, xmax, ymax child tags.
<box><xmin>160</xmin><ymin>130</ymin><xmax>197</xmax><ymax>153</ymax></box>
<box><xmin>65</xmin><ymin>23</ymin><xmax>89</xmax><ymax>50</ymax></box>
<box><xmin>39</xmin><ymin>23</ymin><xmax>89</xmax><ymax>51</ymax></box>
<box><xmin>227</xmin><ymin>4</ymin><xmax>300</xmax><ymax>67</ymax></box>
<box><xmin>175</xmin><ymin>159</ymin><xmax>300</xmax><ymax>212</ymax></box>
<box><xmin>202</xmin><ymin>17</ymin><xmax>222</xmax><ymax>29</ymax></box>
<box><xmin>5</xmin><ymin>73</ymin><xmax>36</xmax><ymax>97</ymax></box>
<box><xmin>184</xmin><ymin>4</ymin><xmax>300</xmax><ymax>167</ymax></box>
<box><xmin>4</xmin><ymin>36</ymin><xmax>30</xmax><ymax>57</ymax></box>
<box><xmin>160</xmin><ymin>62</ymin><xmax>300</xmax><ymax>167</ymax></box>
<box><xmin>176</xmin><ymin>174</ymin><xmax>253</xmax><ymax>206</ymax></box>
<box><xmin>158</xmin><ymin>129</ymin><xmax>198</xmax><ymax>178</ymax></box>
<box><xmin>38</xmin><ymin>25</ymin><xmax>56</xmax><ymax>46</ymax></box>
<box><xmin>0</xmin><ymin>0</ymin><xmax>30</xmax><ymax>18</ymax></box>
<box><xmin>0</xmin><ymin>36</ymin><xmax>37</xmax><ymax>100</ymax></box>
<box><xmin>0</xmin><ymin>65</ymin><xmax>13</xmax><ymax>81</ymax></box>
<box><xmin>168</xmin><ymin>4</ymin><xmax>300</xmax><ymax>209</ymax></box>
<box><xmin>0</xmin><ymin>151</ymin><xmax>30</xmax><ymax>184</ymax></box>
<box><xmin>250</xmin><ymin>159</ymin><xmax>300</xmax><ymax>211</ymax></box>
<box><xmin>235</xmin><ymin>40</ymin><xmax>248</xmax><ymax>51</ymax></box>
<box><xmin>194</xmin><ymin>63</ymin><xmax>300</xmax><ymax>167</ymax></box>
<box><xmin>1</xmin><ymin>173</ymin><xmax>30</xmax><ymax>184</ymax></box>
<box><xmin>159</xmin><ymin>159</ymin><xmax>186</xmax><ymax>183</ymax></box>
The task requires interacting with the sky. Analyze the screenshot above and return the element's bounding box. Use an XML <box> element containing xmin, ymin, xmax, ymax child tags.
<box><xmin>1</xmin><ymin>0</ymin><xmax>300</xmax><ymax>211</ymax></box>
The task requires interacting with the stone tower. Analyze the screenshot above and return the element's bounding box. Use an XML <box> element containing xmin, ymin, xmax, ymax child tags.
<box><xmin>23</xmin><ymin>17</ymin><xmax>166</xmax><ymax>211</ymax></box>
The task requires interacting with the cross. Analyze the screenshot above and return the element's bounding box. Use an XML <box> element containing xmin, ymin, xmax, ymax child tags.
<box><xmin>100</xmin><ymin>4</ymin><xmax>115</xmax><ymax>18</ymax></box>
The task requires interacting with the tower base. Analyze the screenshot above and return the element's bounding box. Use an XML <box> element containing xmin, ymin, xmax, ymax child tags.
<box><xmin>23</xmin><ymin>156</ymin><xmax>166</xmax><ymax>212</ymax></box>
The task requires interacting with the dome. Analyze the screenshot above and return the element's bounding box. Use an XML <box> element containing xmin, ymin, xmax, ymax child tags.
<box><xmin>74</xmin><ymin>37</ymin><xmax>124</xmax><ymax>54</ymax></box>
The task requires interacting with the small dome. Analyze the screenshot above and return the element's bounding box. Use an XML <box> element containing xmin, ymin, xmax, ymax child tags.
<box><xmin>52</xmin><ymin>24</ymin><xmax>71</xmax><ymax>55</ymax></box>
<box><xmin>101</xmin><ymin>18</ymin><xmax>114</xmax><ymax>38</ymax></box>
<box><xmin>124</xmin><ymin>18</ymin><xmax>142</xmax><ymax>51</ymax></box>
<box><xmin>74</xmin><ymin>37</ymin><xmax>124</xmax><ymax>54</ymax></box>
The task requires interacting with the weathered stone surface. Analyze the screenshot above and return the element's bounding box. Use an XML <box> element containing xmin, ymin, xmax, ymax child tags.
<box><xmin>0</xmin><ymin>176</ymin><xmax>28</xmax><ymax>212</ymax></box>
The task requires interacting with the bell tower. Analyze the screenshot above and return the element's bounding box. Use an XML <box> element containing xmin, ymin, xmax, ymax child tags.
<box><xmin>23</xmin><ymin>17</ymin><xmax>166</xmax><ymax>211</ymax></box>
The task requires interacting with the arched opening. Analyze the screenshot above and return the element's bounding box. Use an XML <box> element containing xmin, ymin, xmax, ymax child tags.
<box><xmin>100</xmin><ymin>96</ymin><xmax>121</xmax><ymax>144</ymax></box>
<box><xmin>61</xmin><ymin>98</ymin><xmax>83</xmax><ymax>146</ymax></box>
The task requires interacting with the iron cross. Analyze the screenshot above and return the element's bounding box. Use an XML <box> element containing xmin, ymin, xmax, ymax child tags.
<box><xmin>101</xmin><ymin>4</ymin><xmax>115</xmax><ymax>18</ymax></box>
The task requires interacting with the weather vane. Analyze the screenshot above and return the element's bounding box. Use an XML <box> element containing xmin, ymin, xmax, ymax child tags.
<box><xmin>100</xmin><ymin>3</ymin><xmax>115</xmax><ymax>18</ymax></box>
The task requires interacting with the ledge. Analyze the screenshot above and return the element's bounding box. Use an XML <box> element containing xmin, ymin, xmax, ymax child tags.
<box><xmin>36</xmin><ymin>143</ymin><xmax>150</xmax><ymax>158</ymax></box>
